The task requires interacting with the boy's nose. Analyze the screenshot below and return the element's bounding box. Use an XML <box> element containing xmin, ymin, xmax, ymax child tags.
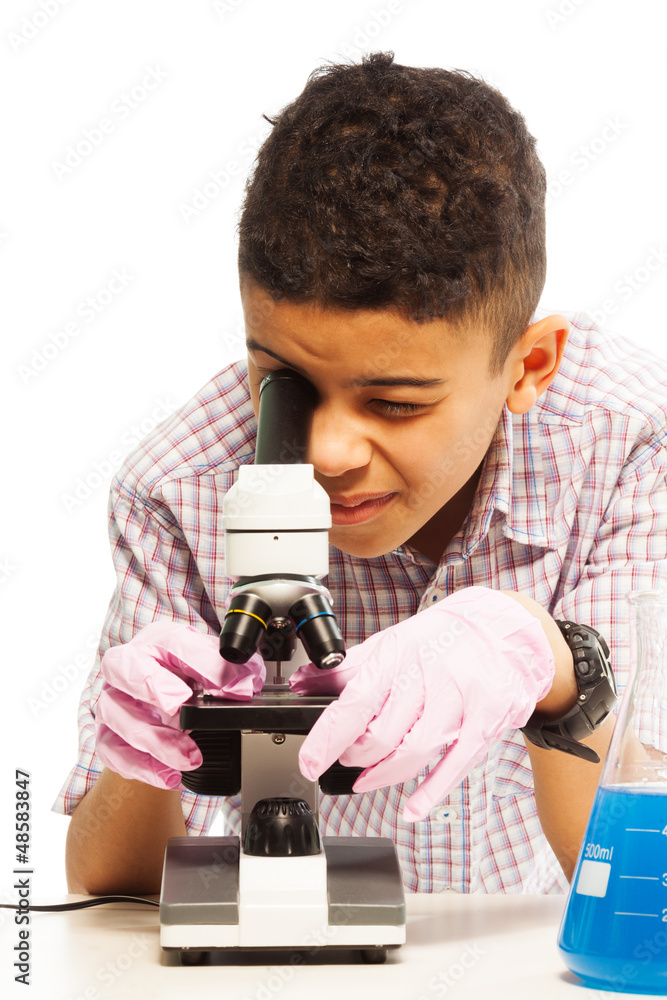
<box><xmin>307</xmin><ymin>405</ymin><xmax>372</xmax><ymax>479</ymax></box>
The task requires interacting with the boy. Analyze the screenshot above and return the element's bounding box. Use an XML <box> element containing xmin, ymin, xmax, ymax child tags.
<box><xmin>56</xmin><ymin>52</ymin><xmax>667</xmax><ymax>897</ymax></box>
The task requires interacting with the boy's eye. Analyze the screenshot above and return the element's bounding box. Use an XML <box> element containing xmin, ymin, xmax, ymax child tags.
<box><xmin>371</xmin><ymin>399</ymin><xmax>424</xmax><ymax>417</ymax></box>
<box><xmin>251</xmin><ymin>363</ymin><xmax>427</xmax><ymax>418</ymax></box>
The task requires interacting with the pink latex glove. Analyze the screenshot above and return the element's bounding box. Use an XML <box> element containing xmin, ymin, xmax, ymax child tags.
<box><xmin>289</xmin><ymin>651</ymin><xmax>362</xmax><ymax>697</ymax></box>
<box><xmin>95</xmin><ymin>621</ymin><xmax>265</xmax><ymax>789</ymax></box>
<box><xmin>296</xmin><ymin>587</ymin><xmax>555</xmax><ymax>821</ymax></box>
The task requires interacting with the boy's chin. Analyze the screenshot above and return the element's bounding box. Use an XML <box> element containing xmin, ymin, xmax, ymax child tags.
<box><xmin>329</xmin><ymin>529</ymin><xmax>403</xmax><ymax>561</ymax></box>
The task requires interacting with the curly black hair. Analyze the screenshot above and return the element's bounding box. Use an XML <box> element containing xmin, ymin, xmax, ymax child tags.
<box><xmin>237</xmin><ymin>52</ymin><xmax>546</xmax><ymax>374</ymax></box>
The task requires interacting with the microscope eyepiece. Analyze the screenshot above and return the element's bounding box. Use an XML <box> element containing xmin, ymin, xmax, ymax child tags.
<box><xmin>255</xmin><ymin>368</ymin><xmax>317</xmax><ymax>466</ymax></box>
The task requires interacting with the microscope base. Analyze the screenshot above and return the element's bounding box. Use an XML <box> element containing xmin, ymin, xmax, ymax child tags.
<box><xmin>160</xmin><ymin>835</ymin><xmax>406</xmax><ymax>962</ymax></box>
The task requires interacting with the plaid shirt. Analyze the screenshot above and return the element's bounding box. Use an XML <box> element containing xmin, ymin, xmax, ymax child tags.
<box><xmin>53</xmin><ymin>314</ymin><xmax>667</xmax><ymax>894</ymax></box>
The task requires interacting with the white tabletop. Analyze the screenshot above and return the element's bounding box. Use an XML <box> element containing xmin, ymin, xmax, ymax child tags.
<box><xmin>4</xmin><ymin>891</ymin><xmax>649</xmax><ymax>999</ymax></box>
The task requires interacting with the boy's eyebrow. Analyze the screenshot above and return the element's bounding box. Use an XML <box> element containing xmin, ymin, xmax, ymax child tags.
<box><xmin>246</xmin><ymin>339</ymin><xmax>448</xmax><ymax>389</ymax></box>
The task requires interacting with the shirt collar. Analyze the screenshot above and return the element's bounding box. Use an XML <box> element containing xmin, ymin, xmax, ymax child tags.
<box><xmin>458</xmin><ymin>402</ymin><xmax>555</xmax><ymax>559</ymax></box>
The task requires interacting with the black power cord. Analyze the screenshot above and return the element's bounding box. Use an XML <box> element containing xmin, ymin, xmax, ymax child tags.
<box><xmin>0</xmin><ymin>895</ymin><xmax>159</xmax><ymax>912</ymax></box>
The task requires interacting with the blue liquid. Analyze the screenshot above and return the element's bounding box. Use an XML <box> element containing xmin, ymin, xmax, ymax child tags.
<box><xmin>559</xmin><ymin>784</ymin><xmax>667</xmax><ymax>993</ymax></box>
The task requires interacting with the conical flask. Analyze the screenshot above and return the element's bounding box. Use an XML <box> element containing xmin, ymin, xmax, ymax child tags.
<box><xmin>558</xmin><ymin>591</ymin><xmax>667</xmax><ymax>994</ymax></box>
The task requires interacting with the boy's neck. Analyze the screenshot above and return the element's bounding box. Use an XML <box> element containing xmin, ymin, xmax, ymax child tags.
<box><xmin>406</xmin><ymin>464</ymin><xmax>482</xmax><ymax>565</ymax></box>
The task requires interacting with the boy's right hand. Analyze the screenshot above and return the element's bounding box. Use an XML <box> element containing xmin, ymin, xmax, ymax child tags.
<box><xmin>95</xmin><ymin>621</ymin><xmax>266</xmax><ymax>790</ymax></box>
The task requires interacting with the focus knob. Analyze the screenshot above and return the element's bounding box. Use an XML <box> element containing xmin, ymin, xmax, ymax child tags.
<box><xmin>243</xmin><ymin>797</ymin><xmax>322</xmax><ymax>857</ymax></box>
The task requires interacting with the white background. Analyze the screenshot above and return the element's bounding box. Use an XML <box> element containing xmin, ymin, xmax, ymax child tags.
<box><xmin>1</xmin><ymin>0</ymin><xmax>665</xmax><ymax>911</ymax></box>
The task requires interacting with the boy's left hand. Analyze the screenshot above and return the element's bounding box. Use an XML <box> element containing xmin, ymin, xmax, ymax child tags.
<box><xmin>293</xmin><ymin>586</ymin><xmax>555</xmax><ymax>821</ymax></box>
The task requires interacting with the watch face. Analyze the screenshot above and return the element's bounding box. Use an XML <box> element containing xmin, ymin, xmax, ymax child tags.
<box><xmin>561</xmin><ymin>622</ymin><xmax>603</xmax><ymax>682</ymax></box>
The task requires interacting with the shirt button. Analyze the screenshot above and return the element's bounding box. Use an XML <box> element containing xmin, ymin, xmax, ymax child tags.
<box><xmin>432</xmin><ymin>806</ymin><xmax>458</xmax><ymax>823</ymax></box>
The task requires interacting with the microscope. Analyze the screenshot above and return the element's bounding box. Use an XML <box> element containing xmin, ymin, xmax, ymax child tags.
<box><xmin>159</xmin><ymin>369</ymin><xmax>406</xmax><ymax>964</ymax></box>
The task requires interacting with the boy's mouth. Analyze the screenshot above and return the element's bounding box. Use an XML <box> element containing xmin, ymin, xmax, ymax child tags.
<box><xmin>328</xmin><ymin>492</ymin><xmax>397</xmax><ymax>525</ymax></box>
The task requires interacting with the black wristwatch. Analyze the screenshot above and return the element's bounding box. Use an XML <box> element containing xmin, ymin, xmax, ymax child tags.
<box><xmin>521</xmin><ymin>620</ymin><xmax>618</xmax><ymax>763</ymax></box>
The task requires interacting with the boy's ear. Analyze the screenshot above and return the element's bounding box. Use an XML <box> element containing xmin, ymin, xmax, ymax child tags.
<box><xmin>505</xmin><ymin>315</ymin><xmax>570</xmax><ymax>415</ymax></box>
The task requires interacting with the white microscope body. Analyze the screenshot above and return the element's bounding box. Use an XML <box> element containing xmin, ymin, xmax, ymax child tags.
<box><xmin>159</xmin><ymin>370</ymin><xmax>406</xmax><ymax>964</ymax></box>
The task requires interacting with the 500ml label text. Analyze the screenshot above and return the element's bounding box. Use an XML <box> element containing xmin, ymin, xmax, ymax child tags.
<box><xmin>584</xmin><ymin>842</ymin><xmax>614</xmax><ymax>861</ymax></box>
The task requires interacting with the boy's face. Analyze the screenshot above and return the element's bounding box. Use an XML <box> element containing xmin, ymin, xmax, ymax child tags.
<box><xmin>242</xmin><ymin>280</ymin><xmax>553</xmax><ymax>561</ymax></box>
